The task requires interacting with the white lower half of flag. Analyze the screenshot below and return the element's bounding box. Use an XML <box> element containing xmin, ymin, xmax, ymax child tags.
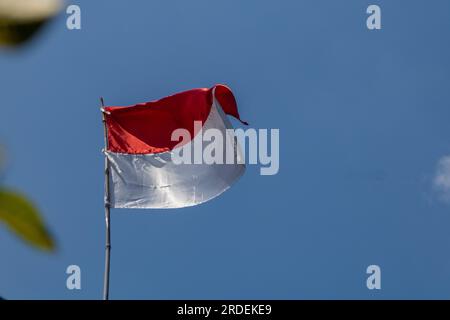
<box><xmin>105</xmin><ymin>101</ymin><xmax>245</xmax><ymax>209</ymax></box>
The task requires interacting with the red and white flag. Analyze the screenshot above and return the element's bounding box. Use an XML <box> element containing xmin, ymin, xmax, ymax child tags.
<box><xmin>102</xmin><ymin>84</ymin><xmax>247</xmax><ymax>209</ymax></box>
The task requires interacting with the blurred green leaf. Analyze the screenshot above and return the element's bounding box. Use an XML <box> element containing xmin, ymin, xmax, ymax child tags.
<box><xmin>0</xmin><ymin>188</ymin><xmax>55</xmax><ymax>251</ymax></box>
<box><xmin>0</xmin><ymin>0</ymin><xmax>61</xmax><ymax>47</ymax></box>
<box><xmin>0</xmin><ymin>18</ymin><xmax>46</xmax><ymax>46</ymax></box>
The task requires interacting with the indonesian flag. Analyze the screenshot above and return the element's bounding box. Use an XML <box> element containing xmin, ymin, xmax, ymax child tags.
<box><xmin>102</xmin><ymin>84</ymin><xmax>247</xmax><ymax>209</ymax></box>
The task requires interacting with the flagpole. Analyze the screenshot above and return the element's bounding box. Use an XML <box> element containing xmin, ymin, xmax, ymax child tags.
<box><xmin>100</xmin><ymin>97</ymin><xmax>112</xmax><ymax>300</ymax></box>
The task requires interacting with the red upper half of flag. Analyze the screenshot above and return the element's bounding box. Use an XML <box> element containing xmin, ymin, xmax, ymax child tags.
<box><xmin>103</xmin><ymin>84</ymin><xmax>247</xmax><ymax>154</ymax></box>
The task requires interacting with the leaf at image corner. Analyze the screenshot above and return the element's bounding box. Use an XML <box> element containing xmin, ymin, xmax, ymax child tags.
<box><xmin>0</xmin><ymin>189</ymin><xmax>55</xmax><ymax>251</ymax></box>
<box><xmin>0</xmin><ymin>0</ymin><xmax>62</xmax><ymax>47</ymax></box>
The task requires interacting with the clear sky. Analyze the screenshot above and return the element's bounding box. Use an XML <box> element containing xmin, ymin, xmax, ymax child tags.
<box><xmin>1</xmin><ymin>0</ymin><xmax>450</xmax><ymax>299</ymax></box>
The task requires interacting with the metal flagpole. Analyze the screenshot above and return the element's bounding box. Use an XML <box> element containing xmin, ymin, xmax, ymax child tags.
<box><xmin>100</xmin><ymin>97</ymin><xmax>112</xmax><ymax>300</ymax></box>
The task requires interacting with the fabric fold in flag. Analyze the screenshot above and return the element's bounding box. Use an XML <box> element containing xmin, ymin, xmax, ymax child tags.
<box><xmin>103</xmin><ymin>84</ymin><xmax>246</xmax><ymax>209</ymax></box>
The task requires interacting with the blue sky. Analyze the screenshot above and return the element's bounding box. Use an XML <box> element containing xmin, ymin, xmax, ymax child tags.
<box><xmin>1</xmin><ymin>0</ymin><xmax>450</xmax><ymax>299</ymax></box>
